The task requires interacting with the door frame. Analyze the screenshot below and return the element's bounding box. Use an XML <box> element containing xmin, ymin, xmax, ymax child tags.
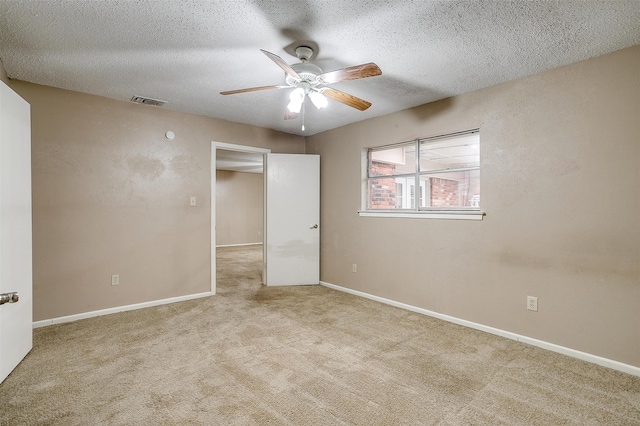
<box><xmin>210</xmin><ymin>142</ymin><xmax>270</xmax><ymax>294</ymax></box>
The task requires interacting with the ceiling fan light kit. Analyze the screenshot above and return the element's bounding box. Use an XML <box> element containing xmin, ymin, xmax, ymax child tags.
<box><xmin>220</xmin><ymin>45</ymin><xmax>382</xmax><ymax>123</ymax></box>
<box><xmin>309</xmin><ymin>90</ymin><xmax>328</xmax><ymax>109</ymax></box>
<box><xmin>287</xmin><ymin>87</ymin><xmax>305</xmax><ymax>113</ymax></box>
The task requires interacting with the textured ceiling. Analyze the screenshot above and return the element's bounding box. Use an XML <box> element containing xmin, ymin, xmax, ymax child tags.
<box><xmin>0</xmin><ymin>1</ymin><xmax>639</xmax><ymax>136</ymax></box>
<box><xmin>217</xmin><ymin>149</ymin><xmax>263</xmax><ymax>174</ymax></box>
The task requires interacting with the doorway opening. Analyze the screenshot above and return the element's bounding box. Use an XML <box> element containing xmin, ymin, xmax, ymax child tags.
<box><xmin>211</xmin><ymin>142</ymin><xmax>270</xmax><ymax>294</ymax></box>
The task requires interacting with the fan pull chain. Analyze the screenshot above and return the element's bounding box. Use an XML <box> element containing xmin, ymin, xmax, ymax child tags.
<box><xmin>302</xmin><ymin>99</ymin><xmax>306</xmax><ymax>131</ymax></box>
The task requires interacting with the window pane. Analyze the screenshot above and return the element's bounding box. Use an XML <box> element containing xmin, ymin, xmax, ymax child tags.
<box><xmin>419</xmin><ymin>133</ymin><xmax>479</xmax><ymax>172</ymax></box>
<box><xmin>419</xmin><ymin>169</ymin><xmax>480</xmax><ymax>208</ymax></box>
<box><xmin>369</xmin><ymin>143</ymin><xmax>416</xmax><ymax>177</ymax></box>
<box><xmin>368</xmin><ymin>176</ymin><xmax>415</xmax><ymax>209</ymax></box>
<box><xmin>365</xmin><ymin>131</ymin><xmax>480</xmax><ymax>213</ymax></box>
<box><xmin>395</xmin><ymin>182</ymin><xmax>404</xmax><ymax>208</ymax></box>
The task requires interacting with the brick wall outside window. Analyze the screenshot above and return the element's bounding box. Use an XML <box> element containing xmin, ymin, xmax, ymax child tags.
<box><xmin>429</xmin><ymin>177</ymin><xmax>459</xmax><ymax>207</ymax></box>
<box><xmin>369</xmin><ymin>161</ymin><xmax>397</xmax><ymax>209</ymax></box>
<box><xmin>370</xmin><ymin>163</ymin><xmax>465</xmax><ymax>209</ymax></box>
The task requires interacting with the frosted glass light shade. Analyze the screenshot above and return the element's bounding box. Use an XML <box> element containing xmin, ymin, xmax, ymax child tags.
<box><xmin>309</xmin><ymin>91</ymin><xmax>328</xmax><ymax>109</ymax></box>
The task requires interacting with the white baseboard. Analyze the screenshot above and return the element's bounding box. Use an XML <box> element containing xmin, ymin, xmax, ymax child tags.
<box><xmin>216</xmin><ymin>242</ymin><xmax>263</xmax><ymax>248</ymax></box>
<box><xmin>33</xmin><ymin>292</ymin><xmax>213</xmax><ymax>329</ymax></box>
<box><xmin>320</xmin><ymin>281</ymin><xmax>640</xmax><ymax>377</ymax></box>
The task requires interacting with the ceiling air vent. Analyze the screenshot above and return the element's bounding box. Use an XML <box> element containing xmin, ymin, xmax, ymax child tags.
<box><xmin>130</xmin><ymin>95</ymin><xmax>167</xmax><ymax>107</ymax></box>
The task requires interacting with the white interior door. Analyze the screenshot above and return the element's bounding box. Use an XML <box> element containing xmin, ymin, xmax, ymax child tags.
<box><xmin>0</xmin><ymin>81</ymin><xmax>33</xmax><ymax>383</ymax></box>
<box><xmin>265</xmin><ymin>154</ymin><xmax>319</xmax><ymax>286</ymax></box>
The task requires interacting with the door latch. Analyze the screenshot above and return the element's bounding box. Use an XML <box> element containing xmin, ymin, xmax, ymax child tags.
<box><xmin>310</xmin><ymin>224</ymin><xmax>318</xmax><ymax>229</ymax></box>
<box><xmin>0</xmin><ymin>292</ymin><xmax>19</xmax><ymax>305</ymax></box>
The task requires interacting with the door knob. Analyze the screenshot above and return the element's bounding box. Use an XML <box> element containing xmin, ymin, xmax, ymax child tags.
<box><xmin>0</xmin><ymin>292</ymin><xmax>19</xmax><ymax>305</ymax></box>
<box><xmin>310</xmin><ymin>224</ymin><xmax>318</xmax><ymax>229</ymax></box>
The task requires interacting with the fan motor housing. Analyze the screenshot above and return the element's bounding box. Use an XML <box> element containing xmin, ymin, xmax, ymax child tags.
<box><xmin>286</xmin><ymin>63</ymin><xmax>323</xmax><ymax>86</ymax></box>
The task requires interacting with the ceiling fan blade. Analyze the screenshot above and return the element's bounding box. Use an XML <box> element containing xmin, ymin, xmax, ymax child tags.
<box><xmin>317</xmin><ymin>62</ymin><xmax>382</xmax><ymax>84</ymax></box>
<box><xmin>321</xmin><ymin>87</ymin><xmax>372</xmax><ymax>111</ymax></box>
<box><xmin>220</xmin><ymin>85</ymin><xmax>288</xmax><ymax>95</ymax></box>
<box><xmin>261</xmin><ymin>49</ymin><xmax>301</xmax><ymax>81</ymax></box>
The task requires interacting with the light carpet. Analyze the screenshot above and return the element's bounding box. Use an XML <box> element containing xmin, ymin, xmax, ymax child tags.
<box><xmin>1</xmin><ymin>245</ymin><xmax>639</xmax><ymax>425</ymax></box>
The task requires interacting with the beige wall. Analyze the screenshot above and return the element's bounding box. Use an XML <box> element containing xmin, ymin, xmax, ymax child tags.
<box><xmin>306</xmin><ymin>46</ymin><xmax>640</xmax><ymax>367</ymax></box>
<box><xmin>216</xmin><ymin>170</ymin><xmax>263</xmax><ymax>246</ymax></box>
<box><xmin>7</xmin><ymin>81</ymin><xmax>304</xmax><ymax>321</ymax></box>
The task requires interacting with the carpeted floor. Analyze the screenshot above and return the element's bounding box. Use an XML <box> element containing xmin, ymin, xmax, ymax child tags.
<box><xmin>1</xmin><ymin>244</ymin><xmax>639</xmax><ymax>425</ymax></box>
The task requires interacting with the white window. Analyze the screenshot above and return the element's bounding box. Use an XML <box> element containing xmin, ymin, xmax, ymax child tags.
<box><xmin>363</xmin><ymin>130</ymin><xmax>482</xmax><ymax>219</ymax></box>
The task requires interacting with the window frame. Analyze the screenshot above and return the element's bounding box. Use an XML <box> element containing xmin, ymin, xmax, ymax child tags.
<box><xmin>360</xmin><ymin>130</ymin><xmax>484</xmax><ymax>220</ymax></box>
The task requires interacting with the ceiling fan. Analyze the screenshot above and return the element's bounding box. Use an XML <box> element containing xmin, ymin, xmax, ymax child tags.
<box><xmin>220</xmin><ymin>46</ymin><xmax>382</xmax><ymax>122</ymax></box>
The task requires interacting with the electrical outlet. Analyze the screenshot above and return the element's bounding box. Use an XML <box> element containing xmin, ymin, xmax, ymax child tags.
<box><xmin>352</xmin><ymin>264</ymin><xmax>357</xmax><ymax>273</ymax></box>
<box><xmin>527</xmin><ymin>296</ymin><xmax>538</xmax><ymax>311</ymax></box>
<box><xmin>111</xmin><ymin>274</ymin><xmax>119</xmax><ymax>286</ymax></box>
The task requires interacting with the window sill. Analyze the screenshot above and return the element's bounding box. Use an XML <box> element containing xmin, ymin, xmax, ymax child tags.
<box><xmin>358</xmin><ymin>210</ymin><xmax>485</xmax><ymax>220</ymax></box>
